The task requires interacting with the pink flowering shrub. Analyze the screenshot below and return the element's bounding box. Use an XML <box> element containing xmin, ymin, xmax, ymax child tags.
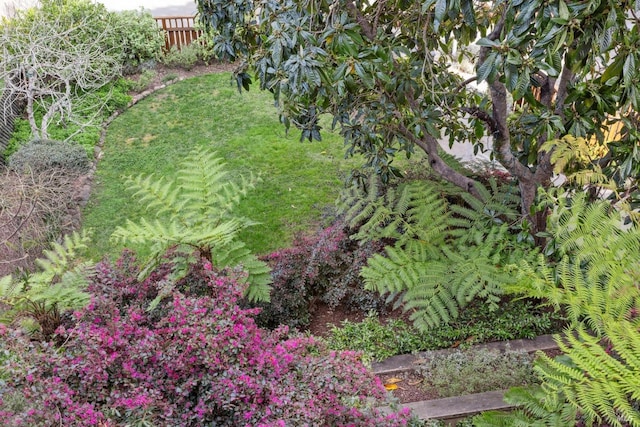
<box><xmin>0</xmin><ymin>255</ymin><xmax>415</xmax><ymax>426</ymax></box>
<box><xmin>256</xmin><ymin>222</ymin><xmax>387</xmax><ymax>329</ymax></box>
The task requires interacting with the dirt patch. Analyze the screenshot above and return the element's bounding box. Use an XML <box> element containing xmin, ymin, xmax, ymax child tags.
<box><xmin>307</xmin><ymin>302</ymin><xmax>412</xmax><ymax>338</ymax></box>
<box><xmin>128</xmin><ymin>61</ymin><xmax>236</xmax><ymax>92</ymax></box>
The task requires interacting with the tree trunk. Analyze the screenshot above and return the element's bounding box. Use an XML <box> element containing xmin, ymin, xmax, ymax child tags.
<box><xmin>0</xmin><ymin>76</ymin><xmax>26</xmax><ymax>164</ymax></box>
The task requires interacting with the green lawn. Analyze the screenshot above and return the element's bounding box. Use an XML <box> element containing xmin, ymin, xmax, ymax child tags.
<box><xmin>81</xmin><ymin>72</ymin><xmax>363</xmax><ymax>260</ymax></box>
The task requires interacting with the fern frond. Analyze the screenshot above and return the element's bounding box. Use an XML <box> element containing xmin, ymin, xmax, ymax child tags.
<box><xmin>510</xmin><ymin>193</ymin><xmax>640</xmax><ymax>426</ymax></box>
<box><xmin>0</xmin><ymin>231</ymin><xmax>92</xmax><ymax>333</ymax></box>
<box><xmin>36</xmin><ymin>230</ymin><xmax>91</xmax><ymax>277</ymax></box>
<box><xmin>215</xmin><ymin>241</ymin><xmax>272</xmax><ymax>302</ymax></box>
<box><xmin>177</xmin><ymin>148</ymin><xmax>259</xmax><ymax>223</ymax></box>
<box><xmin>111</xmin><ymin>148</ymin><xmax>270</xmax><ymax>302</ymax></box>
<box><xmin>124</xmin><ymin>174</ymin><xmax>186</xmax><ymax>223</ymax></box>
<box><xmin>450</xmin><ymin>178</ymin><xmax>521</xmax><ymax>237</ymax></box>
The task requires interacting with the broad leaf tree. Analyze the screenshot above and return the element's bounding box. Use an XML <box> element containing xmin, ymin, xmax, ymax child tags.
<box><xmin>197</xmin><ymin>0</ymin><xmax>639</xmax><ymax>236</ymax></box>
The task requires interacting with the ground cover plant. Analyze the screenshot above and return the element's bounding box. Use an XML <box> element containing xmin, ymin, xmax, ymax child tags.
<box><xmin>81</xmin><ymin>72</ymin><xmax>371</xmax><ymax>259</ymax></box>
<box><xmin>0</xmin><ymin>254</ymin><xmax>419</xmax><ymax>426</ymax></box>
<box><xmin>326</xmin><ymin>299</ymin><xmax>565</xmax><ymax>363</ymax></box>
<box><xmin>415</xmin><ymin>346</ymin><xmax>538</xmax><ymax>398</ymax></box>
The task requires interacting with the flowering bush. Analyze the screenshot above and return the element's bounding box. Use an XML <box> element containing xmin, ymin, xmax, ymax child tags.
<box><xmin>256</xmin><ymin>222</ymin><xmax>387</xmax><ymax>329</ymax></box>
<box><xmin>0</xmin><ymin>255</ymin><xmax>414</xmax><ymax>426</ymax></box>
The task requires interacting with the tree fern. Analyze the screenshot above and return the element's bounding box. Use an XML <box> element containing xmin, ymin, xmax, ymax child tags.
<box><xmin>338</xmin><ymin>174</ymin><xmax>452</xmax><ymax>245</ymax></box>
<box><xmin>342</xmin><ymin>177</ymin><xmax>533</xmax><ymax>330</ymax></box>
<box><xmin>449</xmin><ymin>178</ymin><xmax>521</xmax><ymax>235</ymax></box>
<box><xmin>496</xmin><ymin>192</ymin><xmax>640</xmax><ymax>426</ymax></box>
<box><xmin>0</xmin><ymin>231</ymin><xmax>92</xmax><ymax>338</ymax></box>
<box><xmin>111</xmin><ymin>147</ymin><xmax>271</xmax><ymax>303</ymax></box>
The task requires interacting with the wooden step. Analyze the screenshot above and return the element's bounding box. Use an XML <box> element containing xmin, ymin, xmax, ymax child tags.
<box><xmin>372</xmin><ymin>334</ymin><xmax>558</xmax><ymax>376</ymax></box>
<box><xmin>380</xmin><ymin>389</ymin><xmax>512</xmax><ymax>424</ymax></box>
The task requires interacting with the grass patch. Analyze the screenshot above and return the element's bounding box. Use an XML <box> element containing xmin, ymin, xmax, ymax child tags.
<box><xmin>81</xmin><ymin>72</ymin><xmax>367</xmax><ymax>260</ymax></box>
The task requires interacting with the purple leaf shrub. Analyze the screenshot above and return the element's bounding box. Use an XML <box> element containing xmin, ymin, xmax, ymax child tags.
<box><xmin>256</xmin><ymin>222</ymin><xmax>387</xmax><ymax>329</ymax></box>
<box><xmin>0</xmin><ymin>255</ymin><xmax>413</xmax><ymax>426</ymax></box>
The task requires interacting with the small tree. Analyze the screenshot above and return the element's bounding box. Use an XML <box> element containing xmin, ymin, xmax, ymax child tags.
<box><xmin>0</xmin><ymin>1</ymin><xmax>121</xmax><ymax>143</ymax></box>
<box><xmin>196</xmin><ymin>0</ymin><xmax>640</xmax><ymax>237</ymax></box>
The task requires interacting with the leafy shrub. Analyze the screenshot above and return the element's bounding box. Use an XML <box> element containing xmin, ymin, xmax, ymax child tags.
<box><xmin>326</xmin><ymin>299</ymin><xmax>565</xmax><ymax>362</ymax></box>
<box><xmin>0</xmin><ymin>256</ymin><xmax>416</xmax><ymax>426</ymax></box>
<box><xmin>110</xmin><ymin>8</ymin><xmax>164</xmax><ymax>73</ymax></box>
<box><xmin>8</xmin><ymin>139</ymin><xmax>90</xmax><ymax>174</ymax></box>
<box><xmin>340</xmin><ymin>176</ymin><xmax>535</xmax><ymax>330</ymax></box>
<box><xmin>415</xmin><ymin>346</ymin><xmax>538</xmax><ymax>398</ymax></box>
<box><xmin>127</xmin><ymin>69</ymin><xmax>157</xmax><ymax>93</ymax></box>
<box><xmin>161</xmin><ymin>72</ymin><xmax>179</xmax><ymax>83</ymax></box>
<box><xmin>162</xmin><ymin>44</ymin><xmax>199</xmax><ymax>70</ymax></box>
<box><xmin>6</xmin><ymin>78</ymin><xmax>131</xmax><ymax>157</ymax></box>
<box><xmin>255</xmin><ymin>222</ymin><xmax>387</xmax><ymax>329</ymax></box>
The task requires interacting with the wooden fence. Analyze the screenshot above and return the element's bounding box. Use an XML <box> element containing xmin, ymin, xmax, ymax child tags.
<box><xmin>155</xmin><ymin>16</ymin><xmax>203</xmax><ymax>51</ymax></box>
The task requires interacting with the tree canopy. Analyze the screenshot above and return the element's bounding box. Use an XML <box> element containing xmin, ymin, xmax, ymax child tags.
<box><xmin>197</xmin><ymin>0</ymin><xmax>640</xmax><ymax>235</ymax></box>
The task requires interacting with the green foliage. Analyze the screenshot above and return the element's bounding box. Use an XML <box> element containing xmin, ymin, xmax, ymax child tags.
<box><xmin>416</xmin><ymin>346</ymin><xmax>538</xmax><ymax>398</ymax></box>
<box><xmin>127</xmin><ymin>69</ymin><xmax>157</xmax><ymax>93</ymax></box>
<box><xmin>493</xmin><ymin>192</ymin><xmax>640</xmax><ymax>426</ymax></box>
<box><xmin>475</xmin><ymin>385</ymin><xmax>577</xmax><ymax>427</ymax></box>
<box><xmin>111</xmin><ymin>147</ymin><xmax>271</xmax><ymax>303</ymax></box>
<box><xmin>8</xmin><ymin>139</ymin><xmax>90</xmax><ymax>174</ymax></box>
<box><xmin>326</xmin><ymin>299</ymin><xmax>564</xmax><ymax>362</ymax></box>
<box><xmin>162</xmin><ymin>45</ymin><xmax>199</xmax><ymax>70</ymax></box>
<box><xmin>508</xmin><ymin>193</ymin><xmax>640</xmax><ymax>333</ymax></box>
<box><xmin>341</xmin><ymin>176</ymin><xmax>534</xmax><ymax>330</ymax></box>
<box><xmin>327</xmin><ymin>314</ymin><xmax>422</xmax><ymax>364</ymax></box>
<box><xmin>110</xmin><ymin>8</ymin><xmax>164</xmax><ymax>73</ymax></box>
<box><xmin>6</xmin><ymin>78</ymin><xmax>132</xmax><ymax>158</ymax></box>
<box><xmin>196</xmin><ymin>0</ymin><xmax>640</xmax><ymax>231</ymax></box>
<box><xmin>0</xmin><ymin>231</ymin><xmax>92</xmax><ymax>338</ymax></box>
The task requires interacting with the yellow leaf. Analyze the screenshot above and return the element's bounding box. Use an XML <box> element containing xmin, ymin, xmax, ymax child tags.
<box><xmin>385</xmin><ymin>377</ymin><xmax>403</xmax><ymax>384</ymax></box>
<box><xmin>384</xmin><ymin>383</ymin><xmax>398</xmax><ymax>391</ymax></box>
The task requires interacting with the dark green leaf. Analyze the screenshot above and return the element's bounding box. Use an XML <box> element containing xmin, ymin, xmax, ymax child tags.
<box><xmin>434</xmin><ymin>0</ymin><xmax>447</xmax><ymax>32</ymax></box>
<box><xmin>623</xmin><ymin>54</ymin><xmax>636</xmax><ymax>86</ymax></box>
<box><xmin>558</xmin><ymin>0</ymin><xmax>569</xmax><ymax>20</ymax></box>
<box><xmin>476</xmin><ymin>38</ymin><xmax>500</xmax><ymax>47</ymax></box>
<box><xmin>460</xmin><ymin>0</ymin><xmax>476</xmax><ymax>31</ymax></box>
<box><xmin>601</xmin><ymin>56</ymin><xmax>624</xmax><ymax>84</ymax></box>
<box><xmin>422</xmin><ymin>0</ymin><xmax>436</xmax><ymax>13</ymax></box>
<box><xmin>476</xmin><ymin>53</ymin><xmax>496</xmax><ymax>83</ymax></box>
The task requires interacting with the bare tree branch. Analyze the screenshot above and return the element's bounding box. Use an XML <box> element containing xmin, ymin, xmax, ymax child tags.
<box><xmin>0</xmin><ymin>8</ymin><xmax>121</xmax><ymax>141</ymax></box>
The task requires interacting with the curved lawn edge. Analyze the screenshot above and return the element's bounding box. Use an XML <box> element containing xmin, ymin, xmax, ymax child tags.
<box><xmin>79</xmin><ymin>72</ymin><xmax>362</xmax><ymax>260</ymax></box>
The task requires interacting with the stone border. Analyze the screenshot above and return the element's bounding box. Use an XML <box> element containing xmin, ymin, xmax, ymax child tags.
<box><xmin>74</xmin><ymin>76</ymin><xmax>191</xmax><ymax>211</ymax></box>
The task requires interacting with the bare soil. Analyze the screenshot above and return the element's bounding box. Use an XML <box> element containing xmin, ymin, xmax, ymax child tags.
<box><xmin>127</xmin><ymin>61</ymin><xmax>237</xmax><ymax>91</ymax></box>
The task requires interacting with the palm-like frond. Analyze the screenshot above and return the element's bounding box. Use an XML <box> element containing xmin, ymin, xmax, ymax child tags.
<box><xmin>111</xmin><ymin>148</ymin><xmax>270</xmax><ymax>302</ymax></box>
<box><xmin>0</xmin><ymin>231</ymin><xmax>92</xmax><ymax>335</ymax></box>
<box><xmin>503</xmin><ymin>192</ymin><xmax>640</xmax><ymax>426</ymax></box>
<box><xmin>352</xmin><ymin>178</ymin><xmax>532</xmax><ymax>330</ymax></box>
